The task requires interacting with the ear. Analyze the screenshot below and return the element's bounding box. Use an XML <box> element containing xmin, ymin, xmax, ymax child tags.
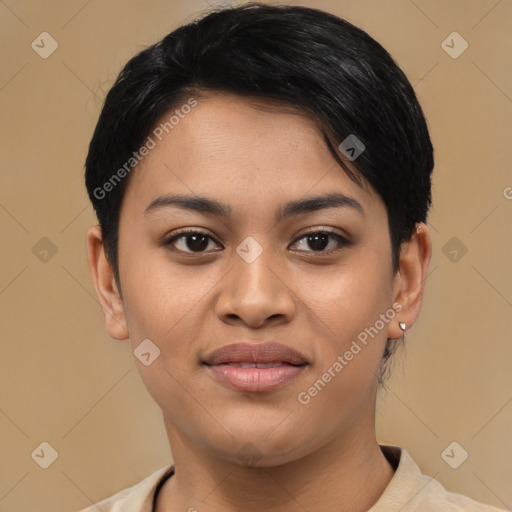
<box><xmin>87</xmin><ymin>225</ymin><xmax>129</xmax><ymax>341</ymax></box>
<box><xmin>388</xmin><ymin>223</ymin><xmax>432</xmax><ymax>339</ymax></box>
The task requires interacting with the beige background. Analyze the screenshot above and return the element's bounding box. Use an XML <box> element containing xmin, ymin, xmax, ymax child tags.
<box><xmin>0</xmin><ymin>0</ymin><xmax>511</xmax><ymax>510</ymax></box>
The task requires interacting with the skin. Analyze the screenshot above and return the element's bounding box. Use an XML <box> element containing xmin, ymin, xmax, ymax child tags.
<box><xmin>87</xmin><ymin>92</ymin><xmax>432</xmax><ymax>512</ymax></box>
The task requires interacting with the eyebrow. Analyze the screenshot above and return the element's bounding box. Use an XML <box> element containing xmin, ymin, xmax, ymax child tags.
<box><xmin>144</xmin><ymin>192</ymin><xmax>364</xmax><ymax>221</ymax></box>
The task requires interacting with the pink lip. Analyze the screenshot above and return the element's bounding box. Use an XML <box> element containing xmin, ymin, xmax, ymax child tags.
<box><xmin>202</xmin><ymin>342</ymin><xmax>308</xmax><ymax>393</ymax></box>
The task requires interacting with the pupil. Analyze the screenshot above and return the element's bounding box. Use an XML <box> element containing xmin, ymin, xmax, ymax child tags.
<box><xmin>308</xmin><ymin>233</ymin><xmax>328</xmax><ymax>251</ymax></box>
<box><xmin>187</xmin><ymin>234</ymin><xmax>209</xmax><ymax>251</ymax></box>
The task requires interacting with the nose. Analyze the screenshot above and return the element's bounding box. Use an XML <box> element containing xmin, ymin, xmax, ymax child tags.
<box><xmin>215</xmin><ymin>242</ymin><xmax>296</xmax><ymax>329</ymax></box>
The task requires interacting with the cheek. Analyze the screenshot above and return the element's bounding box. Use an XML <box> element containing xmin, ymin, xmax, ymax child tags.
<box><xmin>294</xmin><ymin>267</ymin><xmax>392</xmax><ymax>419</ymax></box>
<box><xmin>120</xmin><ymin>245</ymin><xmax>216</xmax><ymax>342</ymax></box>
<box><xmin>296</xmin><ymin>263</ymin><xmax>394</xmax><ymax>404</ymax></box>
<box><xmin>300</xmin><ymin>260</ymin><xmax>393</xmax><ymax>340</ymax></box>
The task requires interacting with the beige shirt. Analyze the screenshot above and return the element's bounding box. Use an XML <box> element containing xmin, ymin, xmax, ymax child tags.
<box><xmin>77</xmin><ymin>445</ymin><xmax>507</xmax><ymax>511</ymax></box>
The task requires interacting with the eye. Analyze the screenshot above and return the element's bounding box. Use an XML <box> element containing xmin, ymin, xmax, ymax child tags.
<box><xmin>162</xmin><ymin>229</ymin><xmax>222</xmax><ymax>253</ymax></box>
<box><xmin>290</xmin><ymin>230</ymin><xmax>350</xmax><ymax>253</ymax></box>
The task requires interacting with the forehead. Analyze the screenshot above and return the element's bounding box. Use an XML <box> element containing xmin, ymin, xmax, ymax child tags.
<box><xmin>121</xmin><ymin>92</ymin><xmax>381</xmax><ymax>217</ymax></box>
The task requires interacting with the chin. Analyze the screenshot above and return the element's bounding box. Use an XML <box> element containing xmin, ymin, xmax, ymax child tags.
<box><xmin>209</xmin><ymin>423</ymin><xmax>318</xmax><ymax>468</ymax></box>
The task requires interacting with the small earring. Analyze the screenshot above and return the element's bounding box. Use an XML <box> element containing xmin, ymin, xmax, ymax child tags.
<box><xmin>399</xmin><ymin>322</ymin><xmax>406</xmax><ymax>331</ymax></box>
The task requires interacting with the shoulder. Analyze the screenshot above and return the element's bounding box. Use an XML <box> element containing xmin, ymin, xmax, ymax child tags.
<box><xmin>75</xmin><ymin>464</ymin><xmax>174</xmax><ymax>512</ymax></box>
<box><xmin>372</xmin><ymin>446</ymin><xmax>507</xmax><ymax>512</ymax></box>
<box><xmin>410</xmin><ymin>471</ymin><xmax>506</xmax><ymax>511</ymax></box>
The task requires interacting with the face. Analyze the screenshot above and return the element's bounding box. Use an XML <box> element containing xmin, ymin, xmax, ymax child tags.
<box><xmin>98</xmin><ymin>93</ymin><xmax>410</xmax><ymax>466</ymax></box>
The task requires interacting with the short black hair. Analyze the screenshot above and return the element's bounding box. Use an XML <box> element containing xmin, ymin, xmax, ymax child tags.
<box><xmin>85</xmin><ymin>2</ymin><xmax>433</xmax><ymax>383</ymax></box>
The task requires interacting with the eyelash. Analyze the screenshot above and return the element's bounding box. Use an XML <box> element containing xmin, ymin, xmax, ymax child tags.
<box><xmin>161</xmin><ymin>228</ymin><xmax>351</xmax><ymax>255</ymax></box>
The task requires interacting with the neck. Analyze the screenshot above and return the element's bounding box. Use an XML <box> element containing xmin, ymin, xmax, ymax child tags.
<box><xmin>156</xmin><ymin>419</ymin><xmax>395</xmax><ymax>512</ymax></box>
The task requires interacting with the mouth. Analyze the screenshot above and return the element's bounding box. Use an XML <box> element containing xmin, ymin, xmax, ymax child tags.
<box><xmin>218</xmin><ymin>362</ymin><xmax>297</xmax><ymax>368</ymax></box>
<box><xmin>202</xmin><ymin>342</ymin><xmax>309</xmax><ymax>393</ymax></box>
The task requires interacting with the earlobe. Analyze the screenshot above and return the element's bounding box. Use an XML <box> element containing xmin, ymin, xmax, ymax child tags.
<box><xmin>86</xmin><ymin>225</ymin><xmax>129</xmax><ymax>341</ymax></box>
<box><xmin>389</xmin><ymin>223</ymin><xmax>432</xmax><ymax>339</ymax></box>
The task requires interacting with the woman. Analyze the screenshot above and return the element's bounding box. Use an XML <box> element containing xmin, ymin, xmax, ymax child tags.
<box><xmin>81</xmin><ymin>3</ymin><xmax>505</xmax><ymax>511</ymax></box>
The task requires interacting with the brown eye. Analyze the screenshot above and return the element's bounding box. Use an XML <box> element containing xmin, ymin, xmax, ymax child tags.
<box><xmin>291</xmin><ymin>231</ymin><xmax>349</xmax><ymax>253</ymax></box>
<box><xmin>163</xmin><ymin>230</ymin><xmax>222</xmax><ymax>253</ymax></box>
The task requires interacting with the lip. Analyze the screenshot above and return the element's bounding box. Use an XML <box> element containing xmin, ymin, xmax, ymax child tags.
<box><xmin>202</xmin><ymin>342</ymin><xmax>308</xmax><ymax>392</ymax></box>
<box><xmin>203</xmin><ymin>342</ymin><xmax>308</xmax><ymax>365</ymax></box>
